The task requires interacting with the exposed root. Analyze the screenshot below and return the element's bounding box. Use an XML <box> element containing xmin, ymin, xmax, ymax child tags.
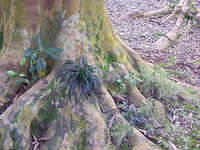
<box><xmin>156</xmin><ymin>14</ymin><xmax>185</xmax><ymax>50</ymax></box>
<box><xmin>128</xmin><ymin>86</ymin><xmax>150</xmax><ymax>107</ymax></box>
<box><xmin>155</xmin><ymin>0</ymin><xmax>200</xmax><ymax>49</ymax></box>
<box><xmin>113</xmin><ymin>35</ymin><xmax>199</xmax><ymax>106</ymax></box>
<box><xmin>99</xmin><ymin>87</ymin><xmax>161</xmax><ymax>149</ymax></box>
<box><xmin>166</xmin><ymin>0</ymin><xmax>190</xmax><ymax>19</ymax></box>
<box><xmin>114</xmin><ymin>35</ymin><xmax>152</xmax><ymax>71</ymax></box>
<box><xmin>119</xmin><ymin>5</ymin><xmax>172</xmax><ymax>20</ymax></box>
<box><xmin>0</xmin><ymin>79</ymin><xmax>161</xmax><ymax>150</ymax></box>
<box><xmin>113</xmin><ymin>114</ymin><xmax>161</xmax><ymax>150</ymax></box>
<box><xmin>155</xmin><ymin>0</ymin><xmax>195</xmax><ymax>49</ymax></box>
<box><xmin>114</xmin><ymin>38</ymin><xmax>199</xmax><ymax>106</ymax></box>
<box><xmin>115</xmin><ymin>63</ymin><xmax>150</xmax><ymax>107</ymax></box>
<box><xmin>32</xmin><ymin>135</ymin><xmax>50</xmax><ymax>150</ymax></box>
<box><xmin>0</xmin><ymin>43</ymin><xmax>198</xmax><ymax>150</ymax></box>
<box><xmin>119</xmin><ymin>0</ymin><xmax>199</xmax><ymax>50</ymax></box>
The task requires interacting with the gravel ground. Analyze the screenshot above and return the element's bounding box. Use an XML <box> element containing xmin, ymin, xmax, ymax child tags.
<box><xmin>105</xmin><ymin>0</ymin><xmax>200</xmax><ymax>87</ymax></box>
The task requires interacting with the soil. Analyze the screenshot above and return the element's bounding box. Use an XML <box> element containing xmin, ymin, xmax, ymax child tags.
<box><xmin>105</xmin><ymin>0</ymin><xmax>200</xmax><ymax>87</ymax></box>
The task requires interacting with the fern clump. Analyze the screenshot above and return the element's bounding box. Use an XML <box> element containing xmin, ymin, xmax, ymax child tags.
<box><xmin>56</xmin><ymin>56</ymin><xmax>102</xmax><ymax>101</ymax></box>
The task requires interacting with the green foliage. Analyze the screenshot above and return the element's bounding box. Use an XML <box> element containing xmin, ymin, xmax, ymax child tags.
<box><xmin>56</xmin><ymin>56</ymin><xmax>102</xmax><ymax>101</ymax></box>
<box><xmin>6</xmin><ymin>70</ymin><xmax>30</xmax><ymax>85</ymax></box>
<box><xmin>111</xmin><ymin>65</ymin><xmax>181</xmax><ymax>99</ymax></box>
<box><xmin>186</xmin><ymin>88</ymin><xmax>198</xmax><ymax>95</ymax></box>
<box><xmin>111</xmin><ymin>123</ymin><xmax>132</xmax><ymax>138</ymax></box>
<box><xmin>115</xmin><ymin>78</ymin><xmax>127</xmax><ymax>94</ymax></box>
<box><xmin>120</xmin><ymin>143</ymin><xmax>132</xmax><ymax>150</ymax></box>
<box><xmin>113</xmin><ymin>72</ymin><xmax>141</xmax><ymax>94</ymax></box>
<box><xmin>110</xmin><ymin>123</ymin><xmax>132</xmax><ymax>147</ymax></box>
<box><xmin>98</xmin><ymin>51</ymin><xmax>118</xmax><ymax>72</ymax></box>
<box><xmin>140</xmin><ymin>66</ymin><xmax>181</xmax><ymax>98</ymax></box>
<box><xmin>38</xmin><ymin>101</ymin><xmax>58</xmax><ymax>123</ymax></box>
<box><xmin>154</xmin><ymin>31</ymin><xmax>164</xmax><ymax>37</ymax></box>
<box><xmin>6</xmin><ymin>70</ymin><xmax>19</xmax><ymax>77</ymax></box>
<box><xmin>105</xmin><ymin>51</ymin><xmax>117</xmax><ymax>64</ymax></box>
<box><xmin>121</xmin><ymin>104</ymin><xmax>153</xmax><ymax>128</ymax></box>
<box><xmin>30</xmin><ymin>119</ymin><xmax>43</xmax><ymax>137</ymax></box>
<box><xmin>23</xmin><ymin>34</ymin><xmax>63</xmax><ymax>81</ymax></box>
<box><xmin>21</xmin><ymin>13</ymin><xmax>64</xmax><ymax>82</ymax></box>
<box><xmin>174</xmin><ymin>127</ymin><xmax>200</xmax><ymax>150</ymax></box>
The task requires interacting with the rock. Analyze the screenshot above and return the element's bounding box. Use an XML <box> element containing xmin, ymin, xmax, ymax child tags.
<box><xmin>153</xmin><ymin>100</ymin><xmax>167</xmax><ymax>124</ymax></box>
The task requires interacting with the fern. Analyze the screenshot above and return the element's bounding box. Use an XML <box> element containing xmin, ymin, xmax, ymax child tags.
<box><xmin>56</xmin><ymin>56</ymin><xmax>102</xmax><ymax>101</ymax></box>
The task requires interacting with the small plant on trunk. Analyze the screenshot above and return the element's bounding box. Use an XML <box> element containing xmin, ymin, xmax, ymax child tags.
<box><xmin>22</xmin><ymin>34</ymin><xmax>63</xmax><ymax>82</ymax></box>
<box><xmin>56</xmin><ymin>56</ymin><xmax>102</xmax><ymax>102</ymax></box>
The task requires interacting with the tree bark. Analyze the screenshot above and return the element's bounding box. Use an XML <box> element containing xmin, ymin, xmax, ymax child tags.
<box><xmin>0</xmin><ymin>0</ymin><xmax>199</xmax><ymax>150</ymax></box>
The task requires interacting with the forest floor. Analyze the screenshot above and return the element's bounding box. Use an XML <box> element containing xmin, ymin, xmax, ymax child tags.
<box><xmin>105</xmin><ymin>0</ymin><xmax>200</xmax><ymax>87</ymax></box>
<box><xmin>105</xmin><ymin>0</ymin><xmax>200</xmax><ymax>149</ymax></box>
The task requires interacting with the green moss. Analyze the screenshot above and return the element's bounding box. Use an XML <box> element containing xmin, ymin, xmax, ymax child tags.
<box><xmin>30</xmin><ymin>119</ymin><xmax>44</xmax><ymax>137</ymax></box>
<box><xmin>38</xmin><ymin>101</ymin><xmax>57</xmax><ymax>123</ymax></box>
<box><xmin>30</xmin><ymin>100</ymin><xmax>57</xmax><ymax>137</ymax></box>
<box><xmin>175</xmin><ymin>128</ymin><xmax>200</xmax><ymax>150</ymax></box>
<box><xmin>97</xmin><ymin>50</ymin><xmax>119</xmax><ymax>71</ymax></box>
<box><xmin>186</xmin><ymin>88</ymin><xmax>198</xmax><ymax>95</ymax></box>
<box><xmin>120</xmin><ymin>142</ymin><xmax>132</xmax><ymax>150</ymax></box>
<box><xmin>183</xmin><ymin>101</ymin><xmax>200</xmax><ymax>113</ymax></box>
<box><xmin>105</xmin><ymin>51</ymin><xmax>117</xmax><ymax>64</ymax></box>
<box><xmin>48</xmin><ymin>81</ymin><xmax>55</xmax><ymax>90</ymax></box>
<box><xmin>110</xmin><ymin>123</ymin><xmax>132</xmax><ymax>142</ymax></box>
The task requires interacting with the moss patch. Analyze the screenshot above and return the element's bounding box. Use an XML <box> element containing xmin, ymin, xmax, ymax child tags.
<box><xmin>30</xmin><ymin>100</ymin><xmax>57</xmax><ymax>137</ymax></box>
<box><xmin>186</xmin><ymin>88</ymin><xmax>198</xmax><ymax>95</ymax></box>
<box><xmin>38</xmin><ymin>101</ymin><xmax>57</xmax><ymax>123</ymax></box>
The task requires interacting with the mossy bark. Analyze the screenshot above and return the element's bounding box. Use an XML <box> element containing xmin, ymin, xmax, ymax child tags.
<box><xmin>0</xmin><ymin>0</ymin><xmax>199</xmax><ymax>150</ymax></box>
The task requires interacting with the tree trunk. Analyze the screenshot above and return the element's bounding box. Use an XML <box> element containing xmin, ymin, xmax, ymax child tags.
<box><xmin>0</xmin><ymin>0</ymin><xmax>199</xmax><ymax>150</ymax></box>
